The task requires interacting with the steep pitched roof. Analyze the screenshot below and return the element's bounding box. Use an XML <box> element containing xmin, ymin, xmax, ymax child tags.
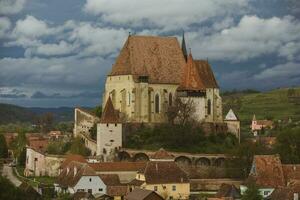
<box><xmin>181</xmin><ymin>32</ymin><xmax>188</xmax><ymax>62</ymax></box>
<box><xmin>110</xmin><ymin>35</ymin><xmax>186</xmax><ymax>84</ymax></box>
<box><xmin>101</xmin><ymin>97</ymin><xmax>119</xmax><ymax>123</ymax></box>
<box><xmin>248</xmin><ymin>155</ymin><xmax>285</xmax><ymax>188</ymax></box>
<box><xmin>99</xmin><ymin>174</ymin><xmax>121</xmax><ymax>186</ymax></box>
<box><xmin>150</xmin><ymin>148</ymin><xmax>174</xmax><ymax>160</ymax></box>
<box><xmin>89</xmin><ymin>162</ymin><xmax>146</xmax><ymax>172</ymax></box>
<box><xmin>56</xmin><ymin>161</ymin><xmax>96</xmax><ymax>187</ymax></box>
<box><xmin>140</xmin><ymin>161</ymin><xmax>189</xmax><ymax>184</ymax></box>
<box><xmin>224</xmin><ymin>109</ymin><xmax>239</xmax><ymax>121</ymax></box>
<box><xmin>195</xmin><ymin>60</ymin><xmax>219</xmax><ymax>88</ymax></box>
<box><xmin>178</xmin><ymin>53</ymin><xmax>206</xmax><ymax>91</ymax></box>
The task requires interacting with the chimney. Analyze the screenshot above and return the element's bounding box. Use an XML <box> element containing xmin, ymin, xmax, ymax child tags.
<box><xmin>294</xmin><ymin>193</ymin><xmax>299</xmax><ymax>200</ymax></box>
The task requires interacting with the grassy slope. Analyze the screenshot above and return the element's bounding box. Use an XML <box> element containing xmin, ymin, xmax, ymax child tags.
<box><xmin>0</xmin><ymin>103</ymin><xmax>35</xmax><ymax>124</ymax></box>
<box><xmin>223</xmin><ymin>87</ymin><xmax>300</xmax><ymax>131</ymax></box>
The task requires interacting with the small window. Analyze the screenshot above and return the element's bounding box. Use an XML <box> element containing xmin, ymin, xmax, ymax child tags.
<box><xmin>89</xmin><ymin>178</ymin><xmax>92</xmax><ymax>182</ymax></box>
<box><xmin>115</xmin><ymin>123</ymin><xmax>117</xmax><ymax>127</ymax></box>
<box><xmin>163</xmin><ymin>186</ymin><xmax>166</xmax><ymax>189</ymax></box>
<box><xmin>172</xmin><ymin>185</ymin><xmax>176</xmax><ymax>191</ymax></box>
<box><xmin>106</xmin><ymin>123</ymin><xmax>109</xmax><ymax>127</ymax></box>
<box><xmin>154</xmin><ymin>186</ymin><xmax>158</xmax><ymax>191</ymax></box>
<box><xmin>99</xmin><ymin>188</ymin><xmax>103</xmax><ymax>192</ymax></box>
<box><xmin>169</xmin><ymin>196</ymin><xmax>173</xmax><ymax>200</ymax></box>
<box><xmin>103</xmin><ymin>148</ymin><xmax>107</xmax><ymax>154</ymax></box>
<box><xmin>88</xmin><ymin>189</ymin><xmax>92</xmax><ymax>193</ymax></box>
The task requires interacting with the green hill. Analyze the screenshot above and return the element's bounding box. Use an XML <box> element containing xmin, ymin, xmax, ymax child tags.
<box><xmin>222</xmin><ymin>87</ymin><xmax>300</xmax><ymax>131</ymax></box>
<box><xmin>0</xmin><ymin>103</ymin><xmax>35</xmax><ymax>124</ymax></box>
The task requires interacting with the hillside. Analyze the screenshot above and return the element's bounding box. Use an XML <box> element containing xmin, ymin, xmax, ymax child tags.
<box><xmin>0</xmin><ymin>103</ymin><xmax>35</xmax><ymax>124</ymax></box>
<box><xmin>222</xmin><ymin>87</ymin><xmax>300</xmax><ymax>131</ymax></box>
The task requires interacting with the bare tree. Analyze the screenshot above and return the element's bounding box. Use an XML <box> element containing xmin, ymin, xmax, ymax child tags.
<box><xmin>167</xmin><ymin>97</ymin><xmax>196</xmax><ymax>125</ymax></box>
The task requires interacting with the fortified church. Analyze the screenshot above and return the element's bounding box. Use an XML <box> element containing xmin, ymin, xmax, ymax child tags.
<box><xmin>74</xmin><ymin>34</ymin><xmax>239</xmax><ymax>160</ymax></box>
<box><xmin>102</xmin><ymin>34</ymin><xmax>222</xmax><ymax>123</ymax></box>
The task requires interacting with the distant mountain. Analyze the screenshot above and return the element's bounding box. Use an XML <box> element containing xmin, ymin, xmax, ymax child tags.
<box><xmin>0</xmin><ymin>103</ymin><xmax>94</xmax><ymax>124</ymax></box>
<box><xmin>0</xmin><ymin>103</ymin><xmax>35</xmax><ymax>124</ymax></box>
<box><xmin>28</xmin><ymin>107</ymin><xmax>75</xmax><ymax>123</ymax></box>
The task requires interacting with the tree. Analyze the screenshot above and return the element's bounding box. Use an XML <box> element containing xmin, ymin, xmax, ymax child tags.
<box><xmin>0</xmin><ymin>133</ymin><xmax>8</xmax><ymax>158</ymax></box>
<box><xmin>69</xmin><ymin>137</ymin><xmax>91</xmax><ymax>156</ymax></box>
<box><xmin>166</xmin><ymin>97</ymin><xmax>196</xmax><ymax>125</ymax></box>
<box><xmin>89</xmin><ymin>123</ymin><xmax>97</xmax><ymax>140</ymax></box>
<box><xmin>93</xmin><ymin>105</ymin><xmax>102</xmax><ymax>118</ymax></box>
<box><xmin>242</xmin><ymin>182</ymin><xmax>263</xmax><ymax>200</ymax></box>
<box><xmin>0</xmin><ymin>176</ymin><xmax>28</xmax><ymax>200</ymax></box>
<box><xmin>275</xmin><ymin>127</ymin><xmax>300</xmax><ymax>164</ymax></box>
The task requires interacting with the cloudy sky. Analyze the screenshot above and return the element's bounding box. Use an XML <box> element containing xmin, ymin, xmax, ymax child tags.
<box><xmin>0</xmin><ymin>0</ymin><xmax>300</xmax><ymax>107</ymax></box>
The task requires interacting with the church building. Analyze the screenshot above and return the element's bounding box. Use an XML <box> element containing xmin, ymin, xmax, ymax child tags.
<box><xmin>102</xmin><ymin>34</ymin><xmax>222</xmax><ymax>123</ymax></box>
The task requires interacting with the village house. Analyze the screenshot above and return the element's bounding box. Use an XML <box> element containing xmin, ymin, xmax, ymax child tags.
<box><xmin>48</xmin><ymin>130</ymin><xmax>64</xmax><ymax>140</ymax></box>
<box><xmin>88</xmin><ymin>161</ymin><xmax>146</xmax><ymax>183</ymax></box>
<box><xmin>251</xmin><ymin>115</ymin><xmax>274</xmax><ymax>136</ymax></box>
<box><xmin>55</xmin><ymin>161</ymin><xmax>128</xmax><ymax>199</ymax></box>
<box><xmin>24</xmin><ymin>147</ymin><xmax>65</xmax><ymax>177</ymax></box>
<box><xmin>240</xmin><ymin>155</ymin><xmax>300</xmax><ymax>198</ymax></box>
<box><xmin>102</xmin><ymin>34</ymin><xmax>222</xmax><ymax>124</ymax></box>
<box><xmin>130</xmin><ymin>149</ymin><xmax>190</xmax><ymax>200</ymax></box>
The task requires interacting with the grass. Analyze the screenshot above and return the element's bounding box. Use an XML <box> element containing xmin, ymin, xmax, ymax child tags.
<box><xmin>223</xmin><ymin>87</ymin><xmax>300</xmax><ymax>132</ymax></box>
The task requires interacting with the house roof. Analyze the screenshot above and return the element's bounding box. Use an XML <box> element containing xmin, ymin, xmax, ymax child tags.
<box><xmin>60</xmin><ymin>154</ymin><xmax>87</xmax><ymax>169</ymax></box>
<box><xmin>28</xmin><ymin>138</ymin><xmax>49</xmax><ymax>153</ymax></box>
<box><xmin>150</xmin><ymin>148</ymin><xmax>174</xmax><ymax>160</ymax></box>
<box><xmin>195</xmin><ymin>60</ymin><xmax>219</xmax><ymax>88</ymax></box>
<box><xmin>107</xmin><ymin>186</ymin><xmax>128</xmax><ymax>197</ymax></box>
<box><xmin>268</xmin><ymin>183</ymin><xmax>300</xmax><ymax>200</ymax></box>
<box><xmin>56</xmin><ymin>161</ymin><xmax>95</xmax><ymax>187</ymax></box>
<box><xmin>282</xmin><ymin>164</ymin><xmax>300</xmax><ymax>183</ymax></box>
<box><xmin>178</xmin><ymin>53</ymin><xmax>206</xmax><ymax>91</ymax></box>
<box><xmin>89</xmin><ymin>162</ymin><xmax>146</xmax><ymax>172</ymax></box>
<box><xmin>140</xmin><ymin>161</ymin><xmax>189</xmax><ymax>184</ymax></box>
<box><xmin>98</xmin><ymin>174</ymin><xmax>121</xmax><ymax>186</ymax></box>
<box><xmin>110</xmin><ymin>35</ymin><xmax>186</xmax><ymax>84</ymax></box>
<box><xmin>100</xmin><ymin>97</ymin><xmax>120</xmax><ymax>123</ymax></box>
<box><xmin>224</xmin><ymin>109</ymin><xmax>239</xmax><ymax>121</ymax></box>
<box><xmin>215</xmin><ymin>183</ymin><xmax>241</xmax><ymax>198</ymax></box>
<box><xmin>256</xmin><ymin>120</ymin><xmax>274</xmax><ymax>127</ymax></box>
<box><xmin>125</xmin><ymin>188</ymin><xmax>163</xmax><ymax>200</ymax></box>
<box><xmin>248</xmin><ymin>155</ymin><xmax>285</xmax><ymax>188</ymax></box>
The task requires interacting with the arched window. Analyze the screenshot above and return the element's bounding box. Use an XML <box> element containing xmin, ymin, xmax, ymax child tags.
<box><xmin>155</xmin><ymin>94</ymin><xmax>160</xmax><ymax>113</ymax></box>
<box><xmin>128</xmin><ymin>91</ymin><xmax>131</xmax><ymax>105</ymax></box>
<box><xmin>169</xmin><ymin>93</ymin><xmax>173</xmax><ymax>106</ymax></box>
<box><xmin>207</xmin><ymin>99</ymin><xmax>211</xmax><ymax>115</ymax></box>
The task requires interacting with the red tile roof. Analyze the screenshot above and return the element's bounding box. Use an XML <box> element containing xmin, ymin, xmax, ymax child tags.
<box><xmin>249</xmin><ymin>155</ymin><xmax>285</xmax><ymax>188</ymax></box>
<box><xmin>150</xmin><ymin>148</ymin><xmax>174</xmax><ymax>160</ymax></box>
<box><xmin>56</xmin><ymin>161</ymin><xmax>96</xmax><ymax>187</ymax></box>
<box><xmin>28</xmin><ymin>138</ymin><xmax>49</xmax><ymax>153</ymax></box>
<box><xmin>195</xmin><ymin>60</ymin><xmax>219</xmax><ymax>88</ymax></box>
<box><xmin>89</xmin><ymin>162</ymin><xmax>146</xmax><ymax>172</ymax></box>
<box><xmin>178</xmin><ymin>53</ymin><xmax>206</xmax><ymax>91</ymax></box>
<box><xmin>60</xmin><ymin>154</ymin><xmax>87</xmax><ymax>169</ymax></box>
<box><xmin>110</xmin><ymin>35</ymin><xmax>186</xmax><ymax>84</ymax></box>
<box><xmin>282</xmin><ymin>164</ymin><xmax>300</xmax><ymax>183</ymax></box>
<box><xmin>101</xmin><ymin>97</ymin><xmax>120</xmax><ymax>123</ymax></box>
<box><xmin>140</xmin><ymin>161</ymin><xmax>189</xmax><ymax>184</ymax></box>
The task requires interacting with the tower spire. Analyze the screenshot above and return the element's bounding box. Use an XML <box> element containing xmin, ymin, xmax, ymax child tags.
<box><xmin>181</xmin><ymin>30</ymin><xmax>188</xmax><ymax>62</ymax></box>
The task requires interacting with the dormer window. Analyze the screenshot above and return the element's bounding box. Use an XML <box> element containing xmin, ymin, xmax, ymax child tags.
<box><xmin>139</xmin><ymin>75</ymin><xmax>148</xmax><ymax>83</ymax></box>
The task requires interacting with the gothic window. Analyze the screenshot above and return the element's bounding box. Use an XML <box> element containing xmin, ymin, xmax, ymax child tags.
<box><xmin>128</xmin><ymin>91</ymin><xmax>131</xmax><ymax>105</ymax></box>
<box><xmin>169</xmin><ymin>93</ymin><xmax>173</xmax><ymax>106</ymax></box>
<box><xmin>155</xmin><ymin>94</ymin><xmax>160</xmax><ymax>113</ymax></box>
<box><xmin>207</xmin><ymin>99</ymin><xmax>211</xmax><ymax>115</ymax></box>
